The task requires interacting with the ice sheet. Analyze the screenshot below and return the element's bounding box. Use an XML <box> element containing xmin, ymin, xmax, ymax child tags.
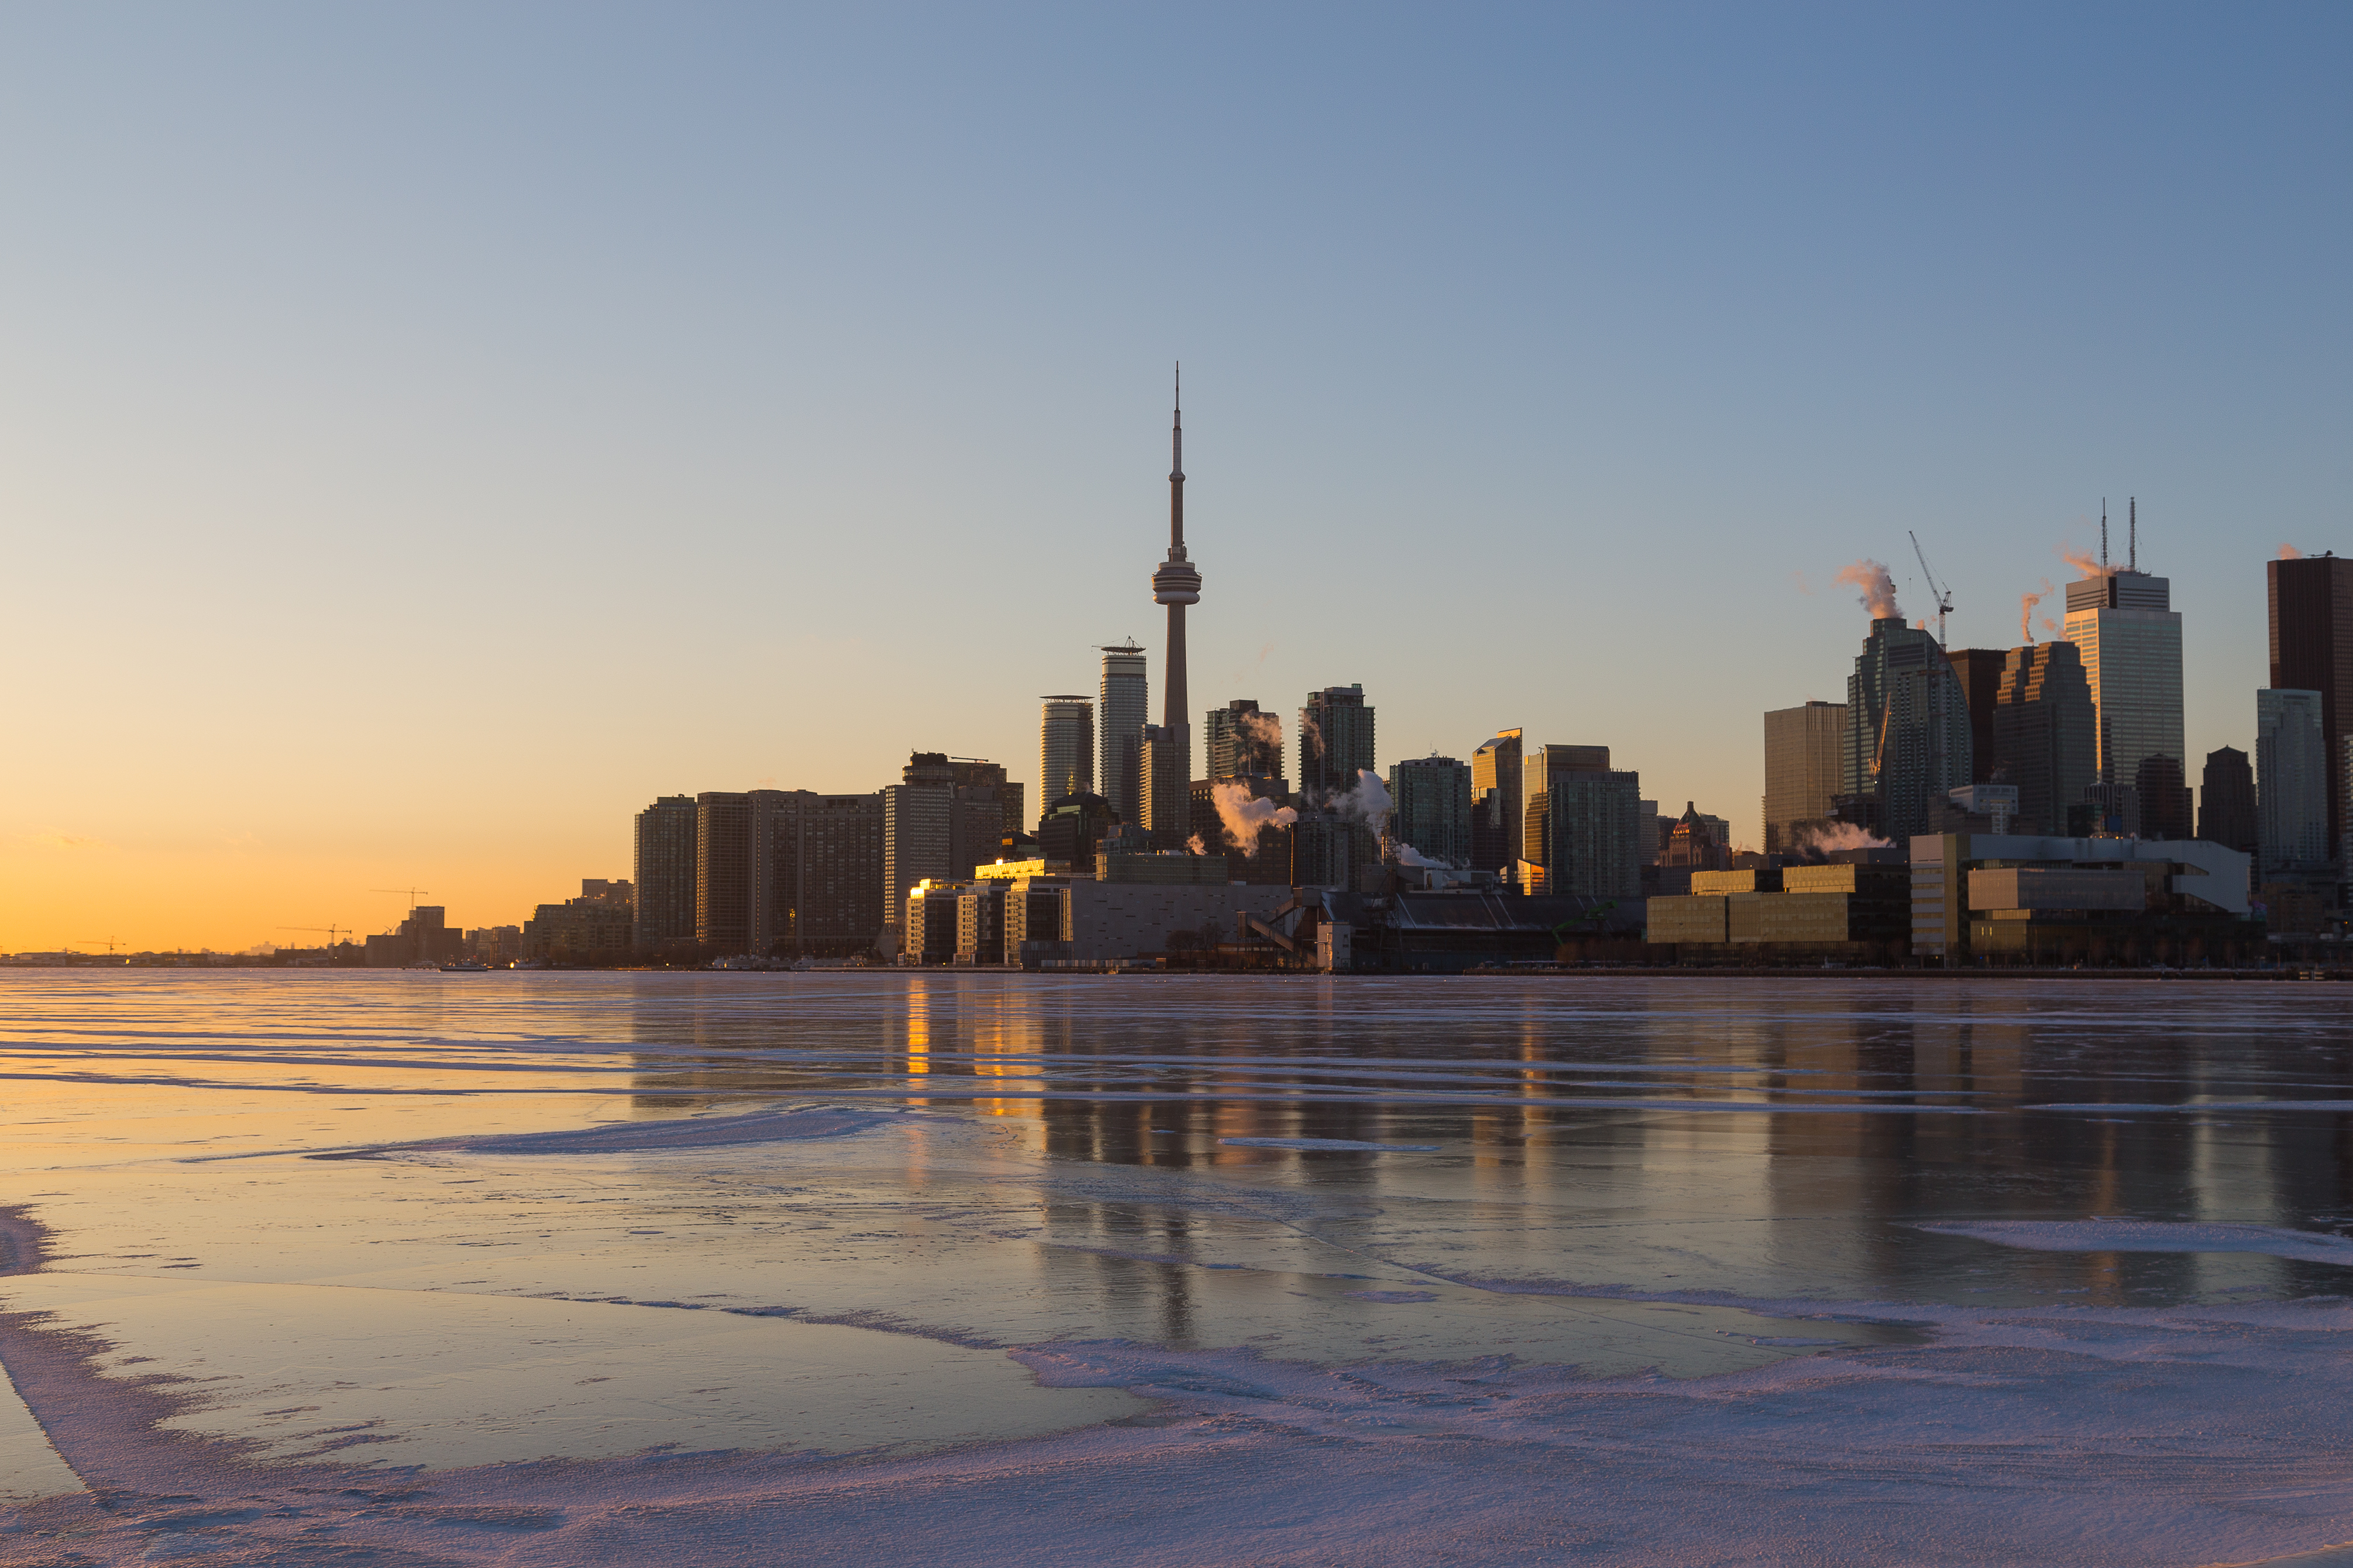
<box><xmin>1919</xmin><ymin>1219</ymin><xmax>2353</xmax><ymax>1266</ymax></box>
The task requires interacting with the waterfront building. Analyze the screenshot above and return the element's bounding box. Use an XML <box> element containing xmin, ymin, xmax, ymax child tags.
<box><xmin>1762</xmin><ymin>702</ymin><xmax>1848</xmax><ymax>853</ymax></box>
<box><xmin>2268</xmin><ymin>553</ymin><xmax>2353</xmax><ymax>850</ymax></box>
<box><xmin>1205</xmin><ymin>699</ymin><xmax>1282</xmax><ymax>781</ymax></box>
<box><xmin>1910</xmin><ymin>830</ymin><xmax>2253</xmax><ymax>967</ymax></box>
<box><xmin>1520</xmin><ymin>745</ymin><xmax>1610</xmax><ymax>865</ymax></box>
<box><xmin>1038</xmin><ymin>697</ymin><xmax>1095</xmax><ymax>805</ymax></box>
<box><xmin>2198</xmin><ymin>747</ymin><xmax>2256</xmax><ymax>854</ymax></box>
<box><xmin>525</xmin><ymin>884</ymin><xmax>634</xmax><ymax>965</ymax></box>
<box><xmin>1992</xmin><ymin>642</ymin><xmax>2096</xmax><ymax>837</ymax></box>
<box><xmin>632</xmin><ymin>795</ymin><xmax>698</xmax><ymax>957</ymax></box>
<box><xmin>1038</xmin><ymin>791</ymin><xmax>1120</xmax><ymax>870</ymax></box>
<box><xmin>1845</xmin><ymin>616</ymin><xmax>1974</xmax><ymax>842</ymax></box>
<box><xmin>1388</xmin><ymin>755</ymin><xmax>1472</xmax><ymax>868</ymax></box>
<box><xmin>2062</xmin><ymin>523</ymin><xmax>2184</xmax><ymax>795</ymax></box>
<box><xmin>1944</xmin><ymin>650</ymin><xmax>2008</xmax><ymax>785</ymax></box>
<box><xmin>2257</xmin><ymin>689</ymin><xmax>2329</xmax><ymax>874</ymax></box>
<box><xmin>1299</xmin><ymin>684</ymin><xmax>1375</xmax><ymax>797</ymax></box>
<box><xmin>694</xmin><ymin>792</ymin><xmax>754</xmax><ymax>952</ymax></box>
<box><xmin>1097</xmin><ymin>641</ymin><xmax>1148</xmax><ymax>825</ymax></box>
<box><xmin>750</xmin><ymin>791</ymin><xmax>884</xmax><ymax>956</ymax></box>
<box><xmin>882</xmin><ymin>753</ymin><xmax>955</xmax><ymax>950</ymax></box>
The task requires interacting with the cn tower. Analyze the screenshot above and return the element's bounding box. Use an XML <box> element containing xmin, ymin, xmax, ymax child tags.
<box><xmin>1150</xmin><ymin>364</ymin><xmax>1201</xmax><ymax>776</ymax></box>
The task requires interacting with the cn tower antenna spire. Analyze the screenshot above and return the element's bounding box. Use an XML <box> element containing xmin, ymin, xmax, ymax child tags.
<box><xmin>1147</xmin><ymin>363</ymin><xmax>1203</xmax><ymax>839</ymax></box>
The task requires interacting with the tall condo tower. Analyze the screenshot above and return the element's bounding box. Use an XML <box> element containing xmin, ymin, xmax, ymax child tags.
<box><xmin>1096</xmin><ymin>643</ymin><xmax>1148</xmax><ymax>824</ymax></box>
<box><xmin>1038</xmin><ymin>696</ymin><xmax>1095</xmax><ymax>807</ymax></box>
<box><xmin>1142</xmin><ymin>368</ymin><xmax>1202</xmax><ymax>847</ymax></box>
<box><xmin>2062</xmin><ymin>502</ymin><xmax>2184</xmax><ymax>807</ymax></box>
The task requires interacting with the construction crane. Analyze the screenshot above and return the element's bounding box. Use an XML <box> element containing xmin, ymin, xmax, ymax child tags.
<box><xmin>280</xmin><ymin>925</ymin><xmax>350</xmax><ymax>948</ymax></box>
<box><xmin>1909</xmin><ymin>530</ymin><xmax>1954</xmax><ymax>649</ymax></box>
<box><xmin>73</xmin><ymin>937</ymin><xmax>123</xmax><ymax>954</ymax></box>
<box><xmin>370</xmin><ymin>888</ymin><xmax>432</xmax><ymax>912</ymax></box>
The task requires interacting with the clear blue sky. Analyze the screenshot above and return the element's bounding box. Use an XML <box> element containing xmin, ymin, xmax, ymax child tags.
<box><xmin>3</xmin><ymin>4</ymin><xmax>2345</xmax><ymax>945</ymax></box>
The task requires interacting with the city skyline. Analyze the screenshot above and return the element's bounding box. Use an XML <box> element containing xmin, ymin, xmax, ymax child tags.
<box><xmin>5</xmin><ymin>6</ymin><xmax>2344</xmax><ymax>950</ymax></box>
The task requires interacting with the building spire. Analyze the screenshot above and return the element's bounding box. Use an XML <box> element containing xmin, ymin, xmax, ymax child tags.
<box><xmin>1170</xmin><ymin>363</ymin><xmax>1184</xmax><ymax>549</ymax></box>
<box><xmin>2129</xmin><ymin>496</ymin><xmax>2137</xmax><ymax>572</ymax></box>
<box><xmin>2100</xmin><ymin>499</ymin><xmax>2108</xmax><ymax>571</ymax></box>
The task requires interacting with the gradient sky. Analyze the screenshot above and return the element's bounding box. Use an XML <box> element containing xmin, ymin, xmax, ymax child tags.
<box><xmin>4</xmin><ymin>4</ymin><xmax>2347</xmax><ymax>951</ymax></box>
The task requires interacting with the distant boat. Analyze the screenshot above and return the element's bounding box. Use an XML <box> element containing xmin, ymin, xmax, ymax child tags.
<box><xmin>439</xmin><ymin>961</ymin><xmax>490</xmax><ymax>972</ymax></box>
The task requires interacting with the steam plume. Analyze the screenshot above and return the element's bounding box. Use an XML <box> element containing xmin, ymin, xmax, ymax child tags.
<box><xmin>2281</xmin><ymin>544</ymin><xmax>2305</xmax><ymax>560</ymax></box>
<box><xmin>2041</xmin><ymin>616</ymin><xmax>2056</xmax><ymax>635</ymax></box>
<box><xmin>1298</xmin><ymin>710</ymin><xmax>1324</xmax><ymax>759</ymax></box>
<box><xmin>1332</xmin><ymin>769</ymin><xmax>1391</xmax><ymax>831</ymax></box>
<box><xmin>2059</xmin><ymin>544</ymin><xmax>2115</xmax><ymax>580</ymax></box>
<box><xmin>1185</xmin><ymin>833</ymin><xmax>1207</xmax><ymax>856</ymax></box>
<box><xmin>2019</xmin><ymin>578</ymin><xmax>2055</xmax><ymax>643</ymax></box>
<box><xmin>1211</xmin><ymin>780</ymin><xmax>1298</xmax><ymax>854</ymax></box>
<box><xmin>1832</xmin><ymin>560</ymin><xmax>1901</xmax><ymax>620</ymax></box>
<box><xmin>1792</xmin><ymin>821</ymin><xmax>1892</xmax><ymax>853</ymax></box>
<box><xmin>1395</xmin><ymin>842</ymin><xmax>1458</xmax><ymax>870</ymax></box>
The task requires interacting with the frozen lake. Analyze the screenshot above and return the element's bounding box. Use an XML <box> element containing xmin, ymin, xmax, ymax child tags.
<box><xmin>6</xmin><ymin>971</ymin><xmax>2353</xmax><ymax>1564</ymax></box>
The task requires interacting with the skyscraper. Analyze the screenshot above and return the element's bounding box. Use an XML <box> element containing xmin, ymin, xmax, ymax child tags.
<box><xmin>1843</xmin><ymin>617</ymin><xmax>1973</xmax><ymax>842</ymax></box>
<box><xmin>2198</xmin><ymin>747</ymin><xmax>2256</xmax><ymax>854</ymax></box>
<box><xmin>1992</xmin><ymin>642</ymin><xmax>2096</xmax><ymax>837</ymax></box>
<box><xmin>632</xmin><ymin>794</ymin><xmax>698</xmax><ymax>957</ymax></box>
<box><xmin>2267</xmin><ymin>553</ymin><xmax>2353</xmax><ymax>851</ymax></box>
<box><xmin>1943</xmin><ymin>649</ymin><xmax>2008</xmax><ymax>784</ymax></box>
<box><xmin>2257</xmin><ymin>689</ymin><xmax>2329</xmax><ymax>874</ymax></box>
<box><xmin>752</xmin><ymin>791</ymin><xmax>884</xmax><ymax>957</ymax></box>
<box><xmin>1388</xmin><ymin>755</ymin><xmax>1473</xmax><ymax>867</ymax></box>
<box><xmin>882</xmin><ymin>752</ymin><xmax>955</xmax><ymax>949</ymax></box>
<box><xmin>694</xmin><ymin>792</ymin><xmax>754</xmax><ymax>953</ymax></box>
<box><xmin>1522</xmin><ymin>745</ymin><xmax>1611</xmax><ymax>866</ymax></box>
<box><xmin>1145</xmin><ymin>370</ymin><xmax>1200</xmax><ymax>845</ymax></box>
<box><xmin>1096</xmin><ymin>642</ymin><xmax>1148</xmax><ymax>824</ymax></box>
<box><xmin>1544</xmin><ymin>770</ymin><xmax>1645</xmax><ymax>898</ymax></box>
<box><xmin>2062</xmin><ymin>506</ymin><xmax>2184</xmax><ymax>795</ymax></box>
<box><xmin>1470</xmin><ymin>729</ymin><xmax>1522</xmax><ymax>873</ymax></box>
<box><xmin>1761</xmin><ymin>703</ymin><xmax>1846</xmax><ymax>853</ymax></box>
<box><xmin>1299</xmin><ymin>684</ymin><xmax>1375</xmax><ymax>796</ymax></box>
<box><xmin>1038</xmin><ymin>697</ymin><xmax>1095</xmax><ymax>806</ymax></box>
<box><xmin>1205</xmin><ymin>699</ymin><xmax>1282</xmax><ymax>782</ymax></box>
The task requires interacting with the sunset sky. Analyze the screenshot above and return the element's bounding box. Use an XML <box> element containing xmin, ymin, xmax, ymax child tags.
<box><xmin>4</xmin><ymin>4</ymin><xmax>2347</xmax><ymax>952</ymax></box>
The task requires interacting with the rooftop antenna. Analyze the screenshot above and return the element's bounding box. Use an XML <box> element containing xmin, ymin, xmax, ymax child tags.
<box><xmin>2129</xmin><ymin>497</ymin><xmax>2137</xmax><ymax>572</ymax></box>
<box><xmin>2100</xmin><ymin>499</ymin><xmax>2108</xmax><ymax>571</ymax></box>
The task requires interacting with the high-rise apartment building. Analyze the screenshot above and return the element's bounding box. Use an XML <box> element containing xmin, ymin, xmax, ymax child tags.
<box><xmin>1388</xmin><ymin>755</ymin><xmax>1473</xmax><ymax>868</ymax></box>
<box><xmin>1944</xmin><ymin>649</ymin><xmax>2008</xmax><ymax>784</ymax></box>
<box><xmin>2267</xmin><ymin>554</ymin><xmax>2353</xmax><ymax>850</ymax></box>
<box><xmin>948</xmin><ymin>759</ymin><xmax>1023</xmax><ymax>850</ymax></box>
<box><xmin>2063</xmin><ymin>555</ymin><xmax>2184</xmax><ymax>795</ymax></box>
<box><xmin>1038</xmin><ymin>698</ymin><xmax>1095</xmax><ymax>807</ymax></box>
<box><xmin>1097</xmin><ymin>642</ymin><xmax>1148</xmax><ymax>825</ymax></box>
<box><xmin>1544</xmin><ymin>770</ymin><xmax>1644</xmax><ymax>898</ymax></box>
<box><xmin>632</xmin><ymin>795</ymin><xmax>698</xmax><ymax>957</ymax></box>
<box><xmin>1470</xmin><ymin>729</ymin><xmax>1522</xmax><ymax>873</ymax></box>
<box><xmin>1991</xmin><ymin>642</ymin><xmax>2096</xmax><ymax>837</ymax></box>
<box><xmin>2199</xmin><ymin>747</ymin><xmax>2256</xmax><ymax>854</ymax></box>
<box><xmin>1299</xmin><ymin>684</ymin><xmax>1375</xmax><ymax>796</ymax></box>
<box><xmin>694</xmin><ymin>792</ymin><xmax>754</xmax><ymax>953</ymax></box>
<box><xmin>1205</xmin><ymin>699</ymin><xmax>1283</xmax><ymax>782</ymax></box>
<box><xmin>1520</xmin><ymin>745</ymin><xmax>1611</xmax><ymax>866</ymax></box>
<box><xmin>882</xmin><ymin>753</ymin><xmax>955</xmax><ymax>949</ymax></box>
<box><xmin>1844</xmin><ymin>617</ymin><xmax>1973</xmax><ymax>842</ymax></box>
<box><xmin>1139</xmin><ymin>726</ymin><xmax>1191</xmax><ymax>850</ymax></box>
<box><xmin>1761</xmin><ymin>702</ymin><xmax>1847</xmax><ymax>853</ymax></box>
<box><xmin>748</xmin><ymin>791</ymin><xmax>885</xmax><ymax>956</ymax></box>
<box><xmin>2257</xmin><ymin>689</ymin><xmax>2329</xmax><ymax>873</ymax></box>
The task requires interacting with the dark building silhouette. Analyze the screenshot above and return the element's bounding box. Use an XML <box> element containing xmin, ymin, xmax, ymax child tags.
<box><xmin>2135</xmin><ymin>754</ymin><xmax>2192</xmax><ymax>842</ymax></box>
<box><xmin>1205</xmin><ymin>699</ymin><xmax>1283</xmax><ymax>781</ymax></box>
<box><xmin>1039</xmin><ymin>792</ymin><xmax>1121</xmax><ymax>870</ymax></box>
<box><xmin>1945</xmin><ymin>649</ymin><xmax>2008</xmax><ymax>785</ymax></box>
<box><xmin>2268</xmin><ymin>553</ymin><xmax>2353</xmax><ymax>850</ymax></box>
<box><xmin>1993</xmin><ymin>642</ymin><xmax>2096</xmax><ymax>836</ymax></box>
<box><xmin>754</xmin><ymin>791</ymin><xmax>885</xmax><ymax>956</ymax></box>
<box><xmin>2199</xmin><ymin>746</ymin><xmax>2256</xmax><ymax>854</ymax></box>
<box><xmin>632</xmin><ymin>795</ymin><xmax>699</xmax><ymax>956</ymax></box>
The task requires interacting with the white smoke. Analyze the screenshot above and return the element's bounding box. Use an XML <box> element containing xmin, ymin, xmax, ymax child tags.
<box><xmin>1235</xmin><ymin>710</ymin><xmax>1283</xmax><ymax>747</ymax></box>
<box><xmin>1211</xmin><ymin>780</ymin><xmax>1299</xmax><ymax>854</ymax></box>
<box><xmin>1298</xmin><ymin>709</ymin><xmax>1324</xmax><ymax>760</ymax></box>
<box><xmin>1395</xmin><ymin>842</ymin><xmax>1460</xmax><ymax>870</ymax></box>
<box><xmin>1793</xmin><ymin>821</ymin><xmax>1892</xmax><ymax>853</ymax></box>
<box><xmin>1185</xmin><ymin>833</ymin><xmax>1207</xmax><ymax>856</ymax></box>
<box><xmin>1332</xmin><ymin>769</ymin><xmax>1391</xmax><ymax>830</ymax></box>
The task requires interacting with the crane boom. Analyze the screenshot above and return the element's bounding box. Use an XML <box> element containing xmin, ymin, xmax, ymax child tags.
<box><xmin>1908</xmin><ymin>529</ymin><xmax>1955</xmax><ymax>649</ymax></box>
